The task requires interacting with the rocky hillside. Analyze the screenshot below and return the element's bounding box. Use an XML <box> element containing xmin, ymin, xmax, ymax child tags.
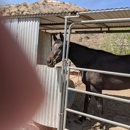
<box><xmin>0</xmin><ymin>0</ymin><xmax>88</xmax><ymax>16</ymax></box>
<box><xmin>70</xmin><ymin>33</ymin><xmax>103</xmax><ymax>49</ymax></box>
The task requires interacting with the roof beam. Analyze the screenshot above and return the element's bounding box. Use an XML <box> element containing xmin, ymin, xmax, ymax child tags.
<box><xmin>80</xmin><ymin>15</ymin><xmax>108</xmax><ymax>28</ymax></box>
<box><xmin>75</xmin><ymin>29</ymin><xmax>130</xmax><ymax>34</ymax></box>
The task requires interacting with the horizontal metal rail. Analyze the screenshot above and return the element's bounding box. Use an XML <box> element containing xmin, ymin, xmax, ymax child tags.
<box><xmin>72</xmin><ymin>18</ymin><xmax>130</xmax><ymax>24</ymax></box>
<box><xmin>69</xmin><ymin>66</ymin><xmax>130</xmax><ymax>78</ymax></box>
<box><xmin>68</xmin><ymin>87</ymin><xmax>130</xmax><ymax>104</ymax></box>
<box><xmin>66</xmin><ymin>108</ymin><xmax>130</xmax><ymax>129</ymax></box>
<box><xmin>75</xmin><ymin>30</ymin><xmax>130</xmax><ymax>33</ymax></box>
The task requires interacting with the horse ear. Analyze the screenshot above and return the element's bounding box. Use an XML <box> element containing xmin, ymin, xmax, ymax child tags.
<box><xmin>53</xmin><ymin>34</ymin><xmax>57</xmax><ymax>41</ymax></box>
<box><xmin>60</xmin><ymin>32</ymin><xmax>64</xmax><ymax>42</ymax></box>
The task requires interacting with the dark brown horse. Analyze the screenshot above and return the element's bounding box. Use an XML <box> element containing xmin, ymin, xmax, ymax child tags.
<box><xmin>47</xmin><ymin>33</ymin><xmax>130</xmax><ymax>129</ymax></box>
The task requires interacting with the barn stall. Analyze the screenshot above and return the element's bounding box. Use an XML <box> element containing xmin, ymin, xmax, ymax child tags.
<box><xmin>2</xmin><ymin>7</ymin><xmax>130</xmax><ymax>130</ymax></box>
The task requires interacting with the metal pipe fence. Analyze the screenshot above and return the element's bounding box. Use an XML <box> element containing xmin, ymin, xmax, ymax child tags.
<box><xmin>63</xmin><ymin>66</ymin><xmax>130</xmax><ymax>130</ymax></box>
<box><xmin>61</xmin><ymin>17</ymin><xmax>130</xmax><ymax>130</ymax></box>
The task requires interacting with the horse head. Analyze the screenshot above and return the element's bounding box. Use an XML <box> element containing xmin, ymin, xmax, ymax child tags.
<box><xmin>47</xmin><ymin>32</ymin><xmax>64</xmax><ymax>67</ymax></box>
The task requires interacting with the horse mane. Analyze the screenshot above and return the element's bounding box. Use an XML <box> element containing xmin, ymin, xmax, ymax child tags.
<box><xmin>70</xmin><ymin>41</ymin><xmax>116</xmax><ymax>56</ymax></box>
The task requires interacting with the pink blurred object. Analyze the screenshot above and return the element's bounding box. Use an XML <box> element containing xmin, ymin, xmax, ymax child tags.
<box><xmin>22</xmin><ymin>120</ymin><xmax>40</xmax><ymax>130</ymax></box>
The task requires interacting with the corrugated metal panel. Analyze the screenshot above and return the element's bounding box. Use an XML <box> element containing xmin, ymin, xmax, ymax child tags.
<box><xmin>17</xmin><ymin>18</ymin><xmax>40</xmax><ymax>65</ymax></box>
<box><xmin>34</xmin><ymin>31</ymin><xmax>61</xmax><ymax>128</ymax></box>
<box><xmin>3</xmin><ymin>19</ymin><xmax>18</xmax><ymax>43</ymax></box>
<box><xmin>3</xmin><ymin>12</ymin><xmax>77</xmax><ymax>18</ymax></box>
<box><xmin>33</xmin><ymin>65</ymin><xmax>61</xmax><ymax>128</ymax></box>
<box><xmin>4</xmin><ymin>18</ymin><xmax>40</xmax><ymax>65</ymax></box>
<box><xmin>80</xmin><ymin>8</ymin><xmax>130</xmax><ymax>20</ymax></box>
<box><xmin>4</xmin><ymin>19</ymin><xmax>11</xmax><ymax>29</ymax></box>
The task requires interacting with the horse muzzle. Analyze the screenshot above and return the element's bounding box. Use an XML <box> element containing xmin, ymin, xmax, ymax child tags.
<box><xmin>47</xmin><ymin>58</ymin><xmax>56</xmax><ymax>67</ymax></box>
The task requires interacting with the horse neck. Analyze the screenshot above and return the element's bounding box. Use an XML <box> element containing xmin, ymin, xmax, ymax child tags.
<box><xmin>68</xmin><ymin>42</ymin><xmax>96</xmax><ymax>68</ymax></box>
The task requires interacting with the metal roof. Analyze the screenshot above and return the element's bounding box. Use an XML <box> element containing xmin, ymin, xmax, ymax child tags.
<box><xmin>39</xmin><ymin>7</ymin><xmax>130</xmax><ymax>31</ymax></box>
<box><xmin>4</xmin><ymin>7</ymin><xmax>130</xmax><ymax>31</ymax></box>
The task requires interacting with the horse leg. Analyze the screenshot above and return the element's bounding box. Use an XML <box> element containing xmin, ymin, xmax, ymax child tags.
<box><xmin>95</xmin><ymin>95</ymin><xmax>104</xmax><ymax>129</ymax></box>
<box><xmin>90</xmin><ymin>85</ymin><xmax>104</xmax><ymax>129</ymax></box>
<box><xmin>75</xmin><ymin>84</ymin><xmax>91</xmax><ymax>124</ymax></box>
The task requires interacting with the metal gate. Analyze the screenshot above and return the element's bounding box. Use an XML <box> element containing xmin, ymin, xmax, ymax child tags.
<box><xmin>59</xmin><ymin>14</ymin><xmax>130</xmax><ymax>130</ymax></box>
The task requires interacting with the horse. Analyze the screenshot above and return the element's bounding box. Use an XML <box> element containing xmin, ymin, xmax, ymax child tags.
<box><xmin>47</xmin><ymin>32</ymin><xmax>130</xmax><ymax>129</ymax></box>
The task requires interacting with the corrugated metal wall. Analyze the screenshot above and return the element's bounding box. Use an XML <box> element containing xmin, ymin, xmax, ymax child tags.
<box><xmin>17</xmin><ymin>18</ymin><xmax>39</xmax><ymax>65</ymax></box>
<box><xmin>34</xmin><ymin>30</ymin><xmax>61</xmax><ymax>128</ymax></box>
<box><xmin>4</xmin><ymin>18</ymin><xmax>39</xmax><ymax>65</ymax></box>
<box><xmin>34</xmin><ymin>65</ymin><xmax>61</xmax><ymax>128</ymax></box>
<box><xmin>4</xmin><ymin>18</ymin><xmax>61</xmax><ymax>129</ymax></box>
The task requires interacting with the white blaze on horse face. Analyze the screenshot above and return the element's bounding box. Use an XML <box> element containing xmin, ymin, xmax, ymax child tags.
<box><xmin>52</xmin><ymin>43</ymin><xmax>62</xmax><ymax>61</ymax></box>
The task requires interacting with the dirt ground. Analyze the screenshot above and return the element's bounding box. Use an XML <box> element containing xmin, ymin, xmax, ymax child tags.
<box><xmin>66</xmin><ymin>75</ymin><xmax>130</xmax><ymax>130</ymax></box>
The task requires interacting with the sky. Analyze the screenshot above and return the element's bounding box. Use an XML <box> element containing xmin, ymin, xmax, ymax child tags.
<box><xmin>1</xmin><ymin>0</ymin><xmax>130</xmax><ymax>10</ymax></box>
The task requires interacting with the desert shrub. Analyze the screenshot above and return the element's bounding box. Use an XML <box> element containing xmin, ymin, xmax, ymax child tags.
<box><xmin>85</xmin><ymin>35</ymin><xmax>90</xmax><ymax>39</ymax></box>
<box><xmin>13</xmin><ymin>11</ymin><xmax>20</xmax><ymax>15</ymax></box>
<box><xmin>41</xmin><ymin>2</ymin><xmax>45</xmax><ymax>5</ymax></box>
<box><xmin>100</xmin><ymin>29</ymin><xmax>130</xmax><ymax>55</ymax></box>
<box><xmin>35</xmin><ymin>2</ymin><xmax>39</xmax><ymax>4</ymax></box>
<box><xmin>2</xmin><ymin>8</ymin><xmax>6</xmax><ymax>12</ymax></box>
<box><xmin>22</xmin><ymin>2</ymin><xmax>28</xmax><ymax>7</ymax></box>
<box><xmin>15</xmin><ymin>4</ymin><xmax>20</xmax><ymax>7</ymax></box>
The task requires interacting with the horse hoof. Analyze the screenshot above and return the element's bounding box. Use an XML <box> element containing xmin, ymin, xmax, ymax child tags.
<box><xmin>74</xmin><ymin>119</ymin><xmax>83</xmax><ymax>124</ymax></box>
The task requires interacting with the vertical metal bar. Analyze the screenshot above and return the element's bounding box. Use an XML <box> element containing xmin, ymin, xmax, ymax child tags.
<box><xmin>58</xmin><ymin>16</ymin><xmax>68</xmax><ymax>130</ymax></box>
<box><xmin>63</xmin><ymin>62</ymin><xmax>71</xmax><ymax>129</ymax></box>
<box><xmin>61</xmin><ymin>14</ymin><xmax>79</xmax><ymax>130</ymax></box>
<box><xmin>57</xmin><ymin>67</ymin><xmax>62</xmax><ymax>130</ymax></box>
<box><xmin>65</xmin><ymin>15</ymin><xmax>80</xmax><ymax>60</ymax></box>
<box><xmin>66</xmin><ymin>23</ymin><xmax>75</xmax><ymax>60</ymax></box>
<box><xmin>62</xmin><ymin>17</ymin><xmax>68</xmax><ymax>60</ymax></box>
<box><xmin>59</xmin><ymin>61</ymin><xmax>67</xmax><ymax>130</ymax></box>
